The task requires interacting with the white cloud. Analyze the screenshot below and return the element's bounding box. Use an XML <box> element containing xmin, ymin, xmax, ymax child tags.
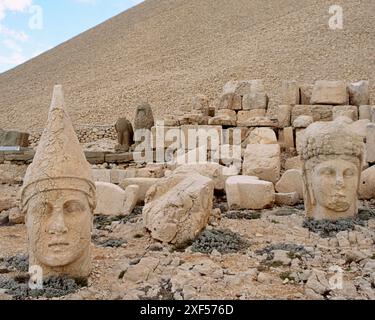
<box><xmin>0</xmin><ymin>0</ymin><xmax>33</xmax><ymax>21</ymax></box>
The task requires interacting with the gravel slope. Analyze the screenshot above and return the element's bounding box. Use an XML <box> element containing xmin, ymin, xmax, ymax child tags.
<box><xmin>0</xmin><ymin>0</ymin><xmax>374</xmax><ymax>131</ymax></box>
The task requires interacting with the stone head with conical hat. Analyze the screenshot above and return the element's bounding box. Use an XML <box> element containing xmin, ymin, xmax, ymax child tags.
<box><xmin>300</xmin><ymin>119</ymin><xmax>364</xmax><ymax>221</ymax></box>
<box><xmin>21</xmin><ymin>85</ymin><xmax>96</xmax><ymax>279</ymax></box>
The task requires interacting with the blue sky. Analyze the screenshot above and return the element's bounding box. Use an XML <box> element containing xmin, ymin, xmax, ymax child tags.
<box><xmin>0</xmin><ymin>0</ymin><xmax>144</xmax><ymax>73</ymax></box>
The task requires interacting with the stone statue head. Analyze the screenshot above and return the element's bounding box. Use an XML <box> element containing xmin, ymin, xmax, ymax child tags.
<box><xmin>300</xmin><ymin>121</ymin><xmax>364</xmax><ymax>220</ymax></box>
<box><xmin>21</xmin><ymin>85</ymin><xmax>96</xmax><ymax>279</ymax></box>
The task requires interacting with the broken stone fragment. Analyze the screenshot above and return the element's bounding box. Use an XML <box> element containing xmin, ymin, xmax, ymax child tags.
<box><xmin>225</xmin><ymin>175</ymin><xmax>275</xmax><ymax>210</ymax></box>
<box><xmin>143</xmin><ymin>173</ymin><xmax>214</xmax><ymax>246</ymax></box>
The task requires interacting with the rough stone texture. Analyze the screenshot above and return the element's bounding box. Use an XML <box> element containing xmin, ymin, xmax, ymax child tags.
<box><xmin>0</xmin><ymin>130</ymin><xmax>29</xmax><ymax>147</ymax></box>
<box><xmin>174</xmin><ymin>163</ymin><xmax>227</xmax><ymax>190</ymax></box>
<box><xmin>295</xmin><ymin>128</ymin><xmax>306</xmax><ymax>154</ymax></box>
<box><xmin>293</xmin><ymin>115</ymin><xmax>314</xmax><ymax>128</ymax></box>
<box><xmin>348</xmin><ymin>119</ymin><xmax>371</xmax><ymax>140</ymax></box>
<box><xmin>92</xmin><ymin>169</ymin><xmax>111</xmax><ymax>183</ymax></box>
<box><xmin>281</xmin><ymin>80</ymin><xmax>300</xmax><ymax>105</ymax></box>
<box><xmin>291</xmin><ymin>105</ymin><xmax>334</xmax><ymax>123</ymax></box>
<box><xmin>284</xmin><ymin>156</ymin><xmax>302</xmax><ymax>171</ymax></box>
<box><xmin>359</xmin><ymin>166</ymin><xmax>375</xmax><ymax>200</ymax></box>
<box><xmin>8</xmin><ymin>207</ymin><xmax>25</xmax><ymax>224</ymax></box>
<box><xmin>275</xmin><ymin>192</ymin><xmax>299</xmax><ymax>206</ymax></box>
<box><xmin>191</xmin><ymin>94</ymin><xmax>209</xmax><ymax>115</ymax></box>
<box><xmin>275</xmin><ymin>169</ymin><xmax>304</xmax><ymax>199</ymax></box>
<box><xmin>311</xmin><ymin>80</ymin><xmax>348</xmax><ymax>105</ymax></box>
<box><xmin>208</xmin><ymin>109</ymin><xmax>237</xmax><ymax>126</ymax></box>
<box><xmin>333</xmin><ymin>105</ymin><xmax>358</xmax><ymax>121</ymax></box>
<box><xmin>300</xmin><ymin>84</ymin><xmax>313</xmax><ymax>105</ymax></box>
<box><xmin>283</xmin><ymin>127</ymin><xmax>295</xmax><ymax>150</ymax></box>
<box><xmin>120</xmin><ymin>178</ymin><xmax>160</xmax><ymax>204</ymax></box>
<box><xmin>348</xmin><ymin>80</ymin><xmax>370</xmax><ymax>106</ymax></box>
<box><xmin>237</xmin><ymin>110</ymin><xmax>266</xmax><ymax>126</ymax></box>
<box><xmin>300</xmin><ymin>120</ymin><xmax>364</xmax><ymax>220</ymax></box>
<box><xmin>225</xmin><ymin>176</ymin><xmax>275</xmax><ymax>210</ymax></box>
<box><xmin>20</xmin><ymin>85</ymin><xmax>96</xmax><ymax>279</ymax></box>
<box><xmin>277</xmin><ymin>105</ymin><xmax>292</xmax><ymax>128</ymax></box>
<box><xmin>94</xmin><ymin>182</ymin><xmax>127</xmax><ymax>216</ymax></box>
<box><xmin>114</xmin><ymin>118</ymin><xmax>134</xmax><ymax>152</ymax></box>
<box><xmin>180</xmin><ymin>125</ymin><xmax>222</xmax><ymax>151</ymax></box>
<box><xmin>242</xmin><ymin>92</ymin><xmax>268</xmax><ymax>110</ymax></box>
<box><xmin>143</xmin><ymin>173</ymin><xmax>214</xmax><ymax>246</ymax></box>
<box><xmin>123</xmin><ymin>185</ymin><xmax>139</xmax><ymax>216</ymax></box>
<box><xmin>223</xmin><ymin>79</ymin><xmax>265</xmax><ymax>96</ymax></box>
<box><xmin>134</xmin><ymin>102</ymin><xmax>155</xmax><ymax>131</ymax></box>
<box><xmin>241</xmin><ymin>117</ymin><xmax>278</xmax><ymax>128</ymax></box>
<box><xmin>0</xmin><ymin>163</ymin><xmax>27</xmax><ymax>184</ymax></box>
<box><xmin>359</xmin><ymin>105</ymin><xmax>372</xmax><ymax>120</ymax></box>
<box><xmin>366</xmin><ymin>123</ymin><xmax>375</xmax><ymax>163</ymax></box>
<box><xmin>218</xmin><ymin>93</ymin><xmax>242</xmax><ymax>110</ymax></box>
<box><xmin>243</xmin><ymin>144</ymin><xmax>281</xmax><ymax>183</ymax></box>
<box><xmin>247</xmin><ymin>128</ymin><xmax>277</xmax><ymax>144</ymax></box>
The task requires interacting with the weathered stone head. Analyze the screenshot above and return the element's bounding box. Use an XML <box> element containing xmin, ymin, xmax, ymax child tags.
<box><xmin>21</xmin><ymin>85</ymin><xmax>96</xmax><ymax>279</ymax></box>
<box><xmin>134</xmin><ymin>102</ymin><xmax>155</xmax><ymax>131</ymax></box>
<box><xmin>300</xmin><ymin>121</ymin><xmax>364</xmax><ymax>220</ymax></box>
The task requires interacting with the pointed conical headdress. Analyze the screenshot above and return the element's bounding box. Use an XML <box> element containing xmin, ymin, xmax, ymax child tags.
<box><xmin>21</xmin><ymin>85</ymin><xmax>96</xmax><ymax>209</ymax></box>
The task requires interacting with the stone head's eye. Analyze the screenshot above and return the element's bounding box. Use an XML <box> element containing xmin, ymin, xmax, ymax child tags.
<box><xmin>320</xmin><ymin>167</ymin><xmax>335</xmax><ymax>176</ymax></box>
<box><xmin>344</xmin><ymin>169</ymin><xmax>355</xmax><ymax>177</ymax></box>
<box><xmin>63</xmin><ymin>201</ymin><xmax>84</xmax><ymax>214</ymax></box>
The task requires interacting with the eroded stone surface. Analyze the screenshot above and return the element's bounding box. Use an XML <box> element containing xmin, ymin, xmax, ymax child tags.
<box><xmin>20</xmin><ymin>85</ymin><xmax>96</xmax><ymax>279</ymax></box>
<box><xmin>300</xmin><ymin>120</ymin><xmax>364</xmax><ymax>220</ymax></box>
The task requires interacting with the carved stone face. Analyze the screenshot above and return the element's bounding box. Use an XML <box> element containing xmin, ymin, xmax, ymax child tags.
<box><xmin>26</xmin><ymin>189</ymin><xmax>92</xmax><ymax>268</ymax></box>
<box><xmin>306</xmin><ymin>158</ymin><xmax>359</xmax><ymax>219</ymax></box>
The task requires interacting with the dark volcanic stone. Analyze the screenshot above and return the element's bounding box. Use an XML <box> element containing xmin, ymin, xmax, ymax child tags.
<box><xmin>192</xmin><ymin>229</ymin><xmax>249</xmax><ymax>254</ymax></box>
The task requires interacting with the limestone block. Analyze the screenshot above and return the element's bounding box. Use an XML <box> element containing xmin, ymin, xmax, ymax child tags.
<box><xmin>92</xmin><ymin>169</ymin><xmax>111</xmax><ymax>183</ymax></box>
<box><xmin>225</xmin><ymin>176</ymin><xmax>275</xmax><ymax>210</ymax></box>
<box><xmin>110</xmin><ymin>169</ymin><xmax>134</xmax><ymax>184</ymax></box>
<box><xmin>275</xmin><ymin>169</ymin><xmax>303</xmax><ymax>199</ymax></box>
<box><xmin>239</xmin><ymin>117</ymin><xmax>278</xmax><ymax>128</ymax></box>
<box><xmin>366</xmin><ymin>123</ymin><xmax>375</xmax><ymax>163</ymax></box>
<box><xmin>191</xmin><ymin>94</ymin><xmax>209</xmax><ymax>114</ymax></box>
<box><xmin>223</xmin><ymin>80</ymin><xmax>265</xmax><ymax>96</ymax></box>
<box><xmin>223</xmin><ymin>127</ymin><xmax>249</xmax><ymax>145</ymax></box>
<box><xmin>348</xmin><ymin>119</ymin><xmax>371</xmax><ymax>140</ymax></box>
<box><xmin>181</xmin><ymin>125</ymin><xmax>222</xmax><ymax>151</ymax></box>
<box><xmin>277</xmin><ymin>105</ymin><xmax>292</xmax><ymax>128</ymax></box>
<box><xmin>174</xmin><ymin>163</ymin><xmax>227</xmax><ymax>190</ymax></box>
<box><xmin>0</xmin><ymin>129</ymin><xmax>29</xmax><ymax>147</ymax></box>
<box><xmin>359</xmin><ymin>166</ymin><xmax>375</xmax><ymax>200</ymax></box>
<box><xmin>291</xmin><ymin>105</ymin><xmax>333</xmax><ymax>123</ymax></box>
<box><xmin>8</xmin><ymin>207</ymin><xmax>25</xmax><ymax>224</ymax></box>
<box><xmin>348</xmin><ymin>80</ymin><xmax>370</xmax><ymax>106</ymax></box>
<box><xmin>208</xmin><ymin>110</ymin><xmax>237</xmax><ymax>126</ymax></box>
<box><xmin>218</xmin><ymin>93</ymin><xmax>242</xmax><ymax>110</ymax></box>
<box><xmin>120</xmin><ymin>178</ymin><xmax>160</xmax><ymax>204</ymax></box>
<box><xmin>95</xmin><ymin>182</ymin><xmax>127</xmax><ymax>216</ymax></box>
<box><xmin>359</xmin><ymin>105</ymin><xmax>372</xmax><ymax>120</ymax></box>
<box><xmin>143</xmin><ymin>173</ymin><xmax>214</xmax><ymax>246</ymax></box>
<box><xmin>333</xmin><ymin>105</ymin><xmax>358</xmax><ymax>121</ymax></box>
<box><xmin>281</xmin><ymin>80</ymin><xmax>300</xmax><ymax>105</ymax></box>
<box><xmin>293</xmin><ymin>115</ymin><xmax>314</xmax><ymax>128</ymax></box>
<box><xmin>242</xmin><ymin>92</ymin><xmax>268</xmax><ymax>110</ymax></box>
<box><xmin>275</xmin><ymin>192</ymin><xmax>300</xmax><ymax>206</ymax></box>
<box><xmin>123</xmin><ymin>185</ymin><xmax>140</xmax><ymax>216</ymax></box>
<box><xmin>283</xmin><ymin>127</ymin><xmax>295</xmax><ymax>150</ymax></box>
<box><xmin>295</xmin><ymin>128</ymin><xmax>306</xmax><ymax>154</ymax></box>
<box><xmin>243</xmin><ymin>144</ymin><xmax>281</xmax><ymax>183</ymax></box>
<box><xmin>237</xmin><ymin>110</ymin><xmax>266</xmax><ymax>126</ymax></box>
<box><xmin>311</xmin><ymin>80</ymin><xmax>348</xmax><ymax>105</ymax></box>
<box><xmin>300</xmin><ymin>84</ymin><xmax>313</xmax><ymax>105</ymax></box>
<box><xmin>284</xmin><ymin>156</ymin><xmax>302</xmax><ymax>170</ymax></box>
<box><xmin>247</xmin><ymin>128</ymin><xmax>277</xmax><ymax>144</ymax></box>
